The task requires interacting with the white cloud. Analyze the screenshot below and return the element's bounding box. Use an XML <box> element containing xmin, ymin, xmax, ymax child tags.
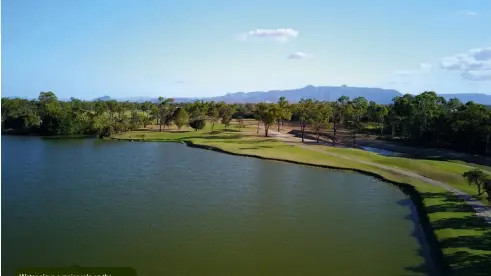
<box><xmin>396</xmin><ymin>62</ymin><xmax>432</xmax><ymax>76</ymax></box>
<box><xmin>462</xmin><ymin>71</ymin><xmax>491</xmax><ymax>81</ymax></box>
<box><xmin>440</xmin><ymin>46</ymin><xmax>491</xmax><ymax>81</ymax></box>
<box><xmin>419</xmin><ymin>63</ymin><xmax>432</xmax><ymax>72</ymax></box>
<box><xmin>470</xmin><ymin>47</ymin><xmax>491</xmax><ymax>61</ymax></box>
<box><xmin>239</xmin><ymin>28</ymin><xmax>299</xmax><ymax>42</ymax></box>
<box><xmin>396</xmin><ymin>70</ymin><xmax>417</xmax><ymax>76</ymax></box>
<box><xmin>287</xmin><ymin>52</ymin><xmax>311</xmax><ymax>59</ymax></box>
<box><xmin>441</xmin><ymin>55</ymin><xmax>467</xmax><ymax>70</ymax></box>
<box><xmin>458</xmin><ymin>10</ymin><xmax>477</xmax><ymax>17</ymax></box>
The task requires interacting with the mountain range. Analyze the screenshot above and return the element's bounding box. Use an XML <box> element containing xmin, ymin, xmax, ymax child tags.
<box><xmin>95</xmin><ymin>85</ymin><xmax>491</xmax><ymax>105</ymax></box>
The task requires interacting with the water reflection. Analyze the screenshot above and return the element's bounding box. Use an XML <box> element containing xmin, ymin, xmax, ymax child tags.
<box><xmin>2</xmin><ymin>137</ymin><xmax>432</xmax><ymax>276</ymax></box>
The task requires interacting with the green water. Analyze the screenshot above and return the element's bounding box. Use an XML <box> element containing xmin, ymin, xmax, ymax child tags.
<box><xmin>2</xmin><ymin>136</ymin><xmax>435</xmax><ymax>276</ymax></box>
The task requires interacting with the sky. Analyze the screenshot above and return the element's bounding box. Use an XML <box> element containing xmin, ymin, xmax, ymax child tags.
<box><xmin>1</xmin><ymin>0</ymin><xmax>491</xmax><ymax>100</ymax></box>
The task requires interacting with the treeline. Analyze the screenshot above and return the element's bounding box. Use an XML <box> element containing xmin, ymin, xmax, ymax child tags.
<box><xmin>2</xmin><ymin>91</ymin><xmax>491</xmax><ymax>155</ymax></box>
<box><xmin>2</xmin><ymin>92</ymin><xmax>154</xmax><ymax>137</ymax></box>
<box><xmin>253</xmin><ymin>94</ymin><xmax>491</xmax><ymax>157</ymax></box>
<box><xmin>252</xmin><ymin>92</ymin><xmax>491</xmax><ymax>155</ymax></box>
<box><xmin>1</xmin><ymin>92</ymin><xmax>242</xmax><ymax>137</ymax></box>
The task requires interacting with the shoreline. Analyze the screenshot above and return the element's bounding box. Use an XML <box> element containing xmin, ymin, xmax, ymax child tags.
<box><xmin>110</xmin><ymin>136</ymin><xmax>449</xmax><ymax>275</ymax></box>
<box><xmin>186</xmin><ymin>140</ymin><xmax>450</xmax><ymax>275</ymax></box>
<box><xmin>1</xmin><ymin>132</ymin><xmax>95</xmax><ymax>139</ymax></box>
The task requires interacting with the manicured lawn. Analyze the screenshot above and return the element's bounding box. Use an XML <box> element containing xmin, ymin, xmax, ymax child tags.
<box><xmin>112</xmin><ymin>128</ymin><xmax>490</xmax><ymax>276</ymax></box>
<box><xmin>449</xmin><ymin>160</ymin><xmax>491</xmax><ymax>174</ymax></box>
<box><xmin>311</xmin><ymin>145</ymin><xmax>491</xmax><ymax>205</ymax></box>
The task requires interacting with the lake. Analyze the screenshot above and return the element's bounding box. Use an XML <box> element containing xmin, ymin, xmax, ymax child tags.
<box><xmin>2</xmin><ymin>136</ymin><xmax>436</xmax><ymax>276</ymax></box>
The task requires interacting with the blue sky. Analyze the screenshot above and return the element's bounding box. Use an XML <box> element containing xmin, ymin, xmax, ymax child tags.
<box><xmin>2</xmin><ymin>0</ymin><xmax>491</xmax><ymax>100</ymax></box>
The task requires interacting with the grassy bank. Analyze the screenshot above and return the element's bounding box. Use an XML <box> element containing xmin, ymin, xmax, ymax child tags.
<box><xmin>112</xmin><ymin>127</ymin><xmax>490</xmax><ymax>276</ymax></box>
<box><xmin>309</xmin><ymin>145</ymin><xmax>491</xmax><ymax>205</ymax></box>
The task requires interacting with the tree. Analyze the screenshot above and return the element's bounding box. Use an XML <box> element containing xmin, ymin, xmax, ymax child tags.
<box><xmin>237</xmin><ymin>117</ymin><xmax>245</xmax><ymax>132</ymax></box>
<box><xmin>94</xmin><ymin>100</ymin><xmax>108</xmax><ymax>116</ymax></box>
<box><xmin>188</xmin><ymin>100</ymin><xmax>208</xmax><ymax>120</ymax></box>
<box><xmin>392</xmin><ymin>94</ymin><xmax>415</xmax><ymax>139</ymax></box>
<box><xmin>276</xmin><ymin>96</ymin><xmax>292</xmax><ymax>132</ymax></box>
<box><xmin>387</xmin><ymin>108</ymin><xmax>401</xmax><ymax>138</ymax></box>
<box><xmin>220</xmin><ymin>104</ymin><xmax>235</xmax><ymax>130</ymax></box>
<box><xmin>149</xmin><ymin>104</ymin><xmax>159</xmax><ymax>126</ymax></box>
<box><xmin>349</xmin><ymin>97</ymin><xmax>368</xmax><ymax>146</ymax></box>
<box><xmin>23</xmin><ymin>112</ymin><xmax>42</xmax><ymax>130</ymax></box>
<box><xmin>463</xmin><ymin>169</ymin><xmax>491</xmax><ymax>200</ymax></box>
<box><xmin>445</xmin><ymin>98</ymin><xmax>462</xmax><ymax>112</ymax></box>
<box><xmin>376</xmin><ymin>105</ymin><xmax>389</xmax><ymax>135</ymax></box>
<box><xmin>162</xmin><ymin>109</ymin><xmax>175</xmax><ymax>129</ymax></box>
<box><xmin>92</xmin><ymin>114</ymin><xmax>112</xmax><ymax>138</ymax></box>
<box><xmin>413</xmin><ymin>91</ymin><xmax>445</xmax><ymax>139</ymax></box>
<box><xmin>310</xmin><ymin>105</ymin><xmax>323</xmax><ymax>143</ymax></box>
<box><xmin>141</xmin><ymin>101</ymin><xmax>155</xmax><ymax>125</ymax></box>
<box><xmin>158</xmin><ymin>97</ymin><xmax>175</xmax><ymax>131</ymax></box>
<box><xmin>189</xmin><ymin>118</ymin><xmax>206</xmax><ymax>131</ymax></box>
<box><xmin>142</xmin><ymin>116</ymin><xmax>153</xmax><ymax>128</ymax></box>
<box><xmin>221</xmin><ymin>113</ymin><xmax>232</xmax><ymax>130</ymax></box>
<box><xmin>106</xmin><ymin>100</ymin><xmax>118</xmax><ymax>121</ymax></box>
<box><xmin>484</xmin><ymin>123</ymin><xmax>491</xmax><ymax>154</ymax></box>
<box><xmin>207</xmin><ymin>105</ymin><xmax>220</xmax><ymax>131</ymax></box>
<box><xmin>38</xmin><ymin>91</ymin><xmax>58</xmax><ymax>104</ymax></box>
<box><xmin>173</xmin><ymin>107</ymin><xmax>189</xmax><ymax>130</ymax></box>
<box><xmin>216</xmin><ymin>101</ymin><xmax>228</xmax><ymax>118</ymax></box>
<box><xmin>332</xmin><ymin>96</ymin><xmax>350</xmax><ymax>146</ymax></box>
<box><xmin>253</xmin><ymin>103</ymin><xmax>268</xmax><ymax>134</ymax></box>
<box><xmin>310</xmin><ymin>101</ymin><xmax>333</xmax><ymax>143</ymax></box>
<box><xmin>296</xmin><ymin>99</ymin><xmax>314</xmax><ymax>143</ymax></box>
<box><xmin>367</xmin><ymin>101</ymin><xmax>378</xmax><ymax>123</ymax></box>
<box><xmin>38</xmin><ymin>91</ymin><xmax>65</xmax><ymax>135</ymax></box>
<box><xmin>259</xmin><ymin>104</ymin><xmax>278</xmax><ymax>137</ymax></box>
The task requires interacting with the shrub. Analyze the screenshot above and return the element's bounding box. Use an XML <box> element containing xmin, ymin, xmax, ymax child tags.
<box><xmin>189</xmin><ymin>119</ymin><xmax>206</xmax><ymax>131</ymax></box>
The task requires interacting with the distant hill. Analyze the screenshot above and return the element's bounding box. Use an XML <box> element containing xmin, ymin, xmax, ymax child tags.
<box><xmin>203</xmin><ymin>87</ymin><xmax>491</xmax><ymax>105</ymax></box>
<box><xmin>94</xmin><ymin>95</ymin><xmax>112</xmax><ymax>101</ymax></box>
<box><xmin>118</xmin><ymin>96</ymin><xmax>157</xmax><ymax>102</ymax></box>
<box><xmin>102</xmin><ymin>86</ymin><xmax>402</xmax><ymax>104</ymax></box>
<box><xmin>204</xmin><ymin>85</ymin><xmax>401</xmax><ymax>104</ymax></box>
<box><xmin>74</xmin><ymin>86</ymin><xmax>491</xmax><ymax>105</ymax></box>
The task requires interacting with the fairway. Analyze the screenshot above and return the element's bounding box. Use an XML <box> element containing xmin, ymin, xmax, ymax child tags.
<box><xmin>309</xmin><ymin>144</ymin><xmax>491</xmax><ymax>205</ymax></box>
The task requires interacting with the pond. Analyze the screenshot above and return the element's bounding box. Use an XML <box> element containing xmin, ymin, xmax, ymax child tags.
<box><xmin>2</xmin><ymin>136</ymin><xmax>436</xmax><ymax>275</ymax></box>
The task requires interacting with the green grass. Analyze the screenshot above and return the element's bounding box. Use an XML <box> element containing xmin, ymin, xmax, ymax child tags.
<box><xmin>310</xmin><ymin>145</ymin><xmax>491</xmax><ymax>205</ymax></box>
<box><xmin>361</xmin><ymin>121</ymin><xmax>382</xmax><ymax>130</ymax></box>
<box><xmin>449</xmin><ymin>160</ymin><xmax>491</xmax><ymax>174</ymax></box>
<box><xmin>111</xmin><ymin>128</ymin><xmax>491</xmax><ymax>276</ymax></box>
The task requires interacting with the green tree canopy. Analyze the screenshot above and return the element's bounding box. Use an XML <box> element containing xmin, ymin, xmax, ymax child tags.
<box><xmin>189</xmin><ymin>118</ymin><xmax>206</xmax><ymax>131</ymax></box>
<box><xmin>173</xmin><ymin>107</ymin><xmax>189</xmax><ymax>130</ymax></box>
